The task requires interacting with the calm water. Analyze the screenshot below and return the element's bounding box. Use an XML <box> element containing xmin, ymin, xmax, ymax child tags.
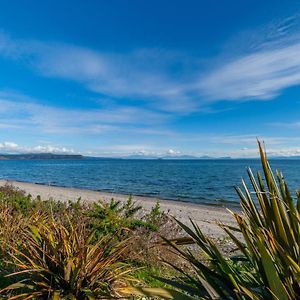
<box><xmin>0</xmin><ymin>158</ymin><xmax>299</xmax><ymax>205</ymax></box>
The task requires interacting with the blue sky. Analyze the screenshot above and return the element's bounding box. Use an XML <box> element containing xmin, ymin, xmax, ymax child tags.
<box><xmin>1</xmin><ymin>0</ymin><xmax>300</xmax><ymax>157</ymax></box>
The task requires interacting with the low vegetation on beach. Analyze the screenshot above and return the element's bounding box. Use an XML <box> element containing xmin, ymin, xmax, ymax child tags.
<box><xmin>0</xmin><ymin>185</ymin><xmax>181</xmax><ymax>299</ymax></box>
<box><xmin>1</xmin><ymin>141</ymin><xmax>300</xmax><ymax>299</ymax></box>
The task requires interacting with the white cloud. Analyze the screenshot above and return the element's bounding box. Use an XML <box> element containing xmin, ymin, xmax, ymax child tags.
<box><xmin>270</xmin><ymin>121</ymin><xmax>300</xmax><ymax>128</ymax></box>
<box><xmin>31</xmin><ymin>145</ymin><xmax>74</xmax><ymax>154</ymax></box>
<box><xmin>198</xmin><ymin>14</ymin><xmax>300</xmax><ymax>102</ymax></box>
<box><xmin>166</xmin><ymin>149</ymin><xmax>181</xmax><ymax>155</ymax></box>
<box><xmin>36</xmin><ymin>47</ymin><xmax>195</xmax><ymax>112</ymax></box>
<box><xmin>87</xmin><ymin>144</ymin><xmax>183</xmax><ymax>157</ymax></box>
<box><xmin>209</xmin><ymin>134</ymin><xmax>300</xmax><ymax>146</ymax></box>
<box><xmin>227</xmin><ymin>147</ymin><xmax>300</xmax><ymax>158</ymax></box>
<box><xmin>0</xmin><ymin>34</ymin><xmax>197</xmax><ymax>113</ymax></box>
<box><xmin>0</xmin><ymin>91</ymin><xmax>171</xmax><ymax>135</ymax></box>
<box><xmin>92</xmin><ymin>144</ymin><xmax>300</xmax><ymax>158</ymax></box>
<box><xmin>0</xmin><ymin>141</ymin><xmax>74</xmax><ymax>154</ymax></box>
<box><xmin>0</xmin><ymin>142</ymin><xmax>18</xmax><ymax>150</ymax></box>
<box><xmin>199</xmin><ymin>41</ymin><xmax>300</xmax><ymax>101</ymax></box>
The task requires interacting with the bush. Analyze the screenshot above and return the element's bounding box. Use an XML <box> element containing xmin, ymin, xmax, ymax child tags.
<box><xmin>88</xmin><ymin>197</ymin><xmax>164</xmax><ymax>238</ymax></box>
<box><xmin>0</xmin><ymin>184</ymin><xmax>32</xmax><ymax>214</ymax></box>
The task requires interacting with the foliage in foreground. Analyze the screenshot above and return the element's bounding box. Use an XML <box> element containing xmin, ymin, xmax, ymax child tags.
<box><xmin>2</xmin><ymin>217</ymin><xmax>134</xmax><ymax>299</ymax></box>
<box><xmin>0</xmin><ymin>184</ymin><xmax>178</xmax><ymax>298</ymax></box>
<box><xmin>124</xmin><ymin>141</ymin><xmax>300</xmax><ymax>299</ymax></box>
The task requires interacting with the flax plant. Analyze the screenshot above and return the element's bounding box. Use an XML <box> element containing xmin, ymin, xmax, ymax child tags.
<box><xmin>123</xmin><ymin>141</ymin><xmax>300</xmax><ymax>299</ymax></box>
<box><xmin>1</xmin><ymin>216</ymin><xmax>135</xmax><ymax>299</ymax></box>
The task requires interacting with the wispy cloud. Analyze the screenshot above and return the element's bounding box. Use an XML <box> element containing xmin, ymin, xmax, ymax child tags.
<box><xmin>199</xmin><ymin>14</ymin><xmax>300</xmax><ymax>101</ymax></box>
<box><xmin>217</xmin><ymin>147</ymin><xmax>300</xmax><ymax>158</ymax></box>
<box><xmin>208</xmin><ymin>134</ymin><xmax>300</xmax><ymax>146</ymax></box>
<box><xmin>270</xmin><ymin>121</ymin><xmax>300</xmax><ymax>128</ymax></box>
<box><xmin>0</xmin><ymin>91</ymin><xmax>171</xmax><ymax>135</ymax></box>
<box><xmin>0</xmin><ymin>33</ymin><xmax>197</xmax><ymax>113</ymax></box>
<box><xmin>199</xmin><ymin>41</ymin><xmax>300</xmax><ymax>101</ymax></box>
<box><xmin>2</xmin><ymin>15</ymin><xmax>300</xmax><ymax>112</ymax></box>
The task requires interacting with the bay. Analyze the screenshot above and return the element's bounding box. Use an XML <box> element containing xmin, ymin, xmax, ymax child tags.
<box><xmin>0</xmin><ymin>158</ymin><xmax>299</xmax><ymax>205</ymax></box>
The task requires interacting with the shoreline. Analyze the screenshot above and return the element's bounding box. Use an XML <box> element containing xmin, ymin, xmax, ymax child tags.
<box><xmin>0</xmin><ymin>179</ymin><xmax>240</xmax><ymax>238</ymax></box>
<box><xmin>0</xmin><ymin>178</ymin><xmax>240</xmax><ymax>208</ymax></box>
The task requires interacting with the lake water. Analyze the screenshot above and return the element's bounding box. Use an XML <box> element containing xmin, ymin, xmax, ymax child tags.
<box><xmin>0</xmin><ymin>158</ymin><xmax>299</xmax><ymax>205</ymax></box>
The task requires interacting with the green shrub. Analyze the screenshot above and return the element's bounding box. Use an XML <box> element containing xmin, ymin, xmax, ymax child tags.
<box><xmin>88</xmin><ymin>196</ymin><xmax>162</xmax><ymax>238</ymax></box>
<box><xmin>0</xmin><ymin>184</ymin><xmax>33</xmax><ymax>214</ymax></box>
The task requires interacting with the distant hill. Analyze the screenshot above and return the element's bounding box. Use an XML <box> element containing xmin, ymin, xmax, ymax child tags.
<box><xmin>269</xmin><ymin>156</ymin><xmax>300</xmax><ymax>160</ymax></box>
<box><xmin>0</xmin><ymin>153</ymin><xmax>84</xmax><ymax>160</ymax></box>
<box><xmin>118</xmin><ymin>154</ymin><xmax>233</xmax><ymax>160</ymax></box>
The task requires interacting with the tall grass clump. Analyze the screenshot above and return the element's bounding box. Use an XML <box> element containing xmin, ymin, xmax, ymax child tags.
<box><xmin>124</xmin><ymin>141</ymin><xmax>300</xmax><ymax>299</ymax></box>
<box><xmin>1</xmin><ymin>216</ymin><xmax>135</xmax><ymax>299</ymax></box>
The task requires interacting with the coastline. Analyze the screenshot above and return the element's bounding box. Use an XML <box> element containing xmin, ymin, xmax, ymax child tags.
<box><xmin>0</xmin><ymin>179</ymin><xmax>239</xmax><ymax>238</ymax></box>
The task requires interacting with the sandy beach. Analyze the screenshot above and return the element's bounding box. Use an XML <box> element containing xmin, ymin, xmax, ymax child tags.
<box><xmin>0</xmin><ymin>179</ymin><xmax>239</xmax><ymax>238</ymax></box>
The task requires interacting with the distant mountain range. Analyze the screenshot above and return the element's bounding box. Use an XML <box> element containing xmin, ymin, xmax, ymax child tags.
<box><xmin>270</xmin><ymin>155</ymin><xmax>300</xmax><ymax>160</ymax></box>
<box><xmin>113</xmin><ymin>154</ymin><xmax>233</xmax><ymax>160</ymax></box>
<box><xmin>1</xmin><ymin>153</ymin><xmax>300</xmax><ymax>161</ymax></box>
<box><xmin>0</xmin><ymin>153</ymin><xmax>84</xmax><ymax>160</ymax></box>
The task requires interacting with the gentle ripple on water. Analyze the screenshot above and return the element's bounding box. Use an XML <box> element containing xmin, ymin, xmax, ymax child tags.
<box><xmin>0</xmin><ymin>158</ymin><xmax>299</xmax><ymax>205</ymax></box>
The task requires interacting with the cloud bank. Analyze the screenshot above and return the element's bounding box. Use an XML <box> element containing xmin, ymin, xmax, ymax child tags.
<box><xmin>0</xmin><ymin>141</ymin><xmax>74</xmax><ymax>154</ymax></box>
